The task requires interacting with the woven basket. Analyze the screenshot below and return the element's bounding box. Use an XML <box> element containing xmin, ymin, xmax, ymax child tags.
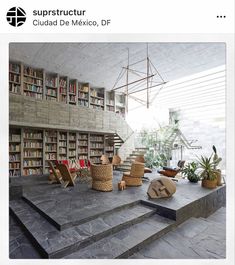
<box><xmin>92</xmin><ymin>180</ymin><xmax>113</xmax><ymax>191</ymax></box>
<box><xmin>201</xmin><ymin>179</ymin><xmax>217</xmax><ymax>189</ymax></box>
<box><xmin>91</xmin><ymin>164</ymin><xmax>113</xmax><ymax>181</ymax></box>
<box><xmin>122</xmin><ymin>175</ymin><xmax>142</xmax><ymax>186</ymax></box>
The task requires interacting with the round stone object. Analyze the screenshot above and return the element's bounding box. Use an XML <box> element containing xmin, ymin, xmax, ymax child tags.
<box><xmin>147</xmin><ymin>176</ymin><xmax>176</xmax><ymax>199</ymax></box>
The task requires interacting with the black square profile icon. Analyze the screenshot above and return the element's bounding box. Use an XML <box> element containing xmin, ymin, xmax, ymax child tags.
<box><xmin>6</xmin><ymin>7</ymin><xmax>26</xmax><ymax>27</ymax></box>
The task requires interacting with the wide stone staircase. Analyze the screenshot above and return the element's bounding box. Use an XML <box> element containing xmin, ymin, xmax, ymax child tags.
<box><xmin>116</xmin><ymin>147</ymin><xmax>149</xmax><ymax>172</ymax></box>
<box><xmin>10</xmin><ymin>197</ymin><xmax>175</xmax><ymax>259</ymax></box>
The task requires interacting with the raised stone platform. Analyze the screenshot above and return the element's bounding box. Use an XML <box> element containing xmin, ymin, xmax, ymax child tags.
<box><xmin>9</xmin><ymin>171</ymin><xmax>226</xmax><ymax>259</ymax></box>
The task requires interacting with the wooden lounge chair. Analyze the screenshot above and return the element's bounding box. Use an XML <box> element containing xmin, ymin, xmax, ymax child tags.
<box><xmin>57</xmin><ymin>163</ymin><xmax>77</xmax><ymax>188</ymax></box>
<box><xmin>100</xmin><ymin>154</ymin><xmax>110</xmax><ymax>165</ymax></box>
<box><xmin>122</xmin><ymin>162</ymin><xmax>145</xmax><ymax>186</ymax></box>
<box><xmin>158</xmin><ymin>160</ymin><xmax>185</xmax><ymax>178</ymax></box>
<box><xmin>48</xmin><ymin>161</ymin><xmax>62</xmax><ymax>184</ymax></box>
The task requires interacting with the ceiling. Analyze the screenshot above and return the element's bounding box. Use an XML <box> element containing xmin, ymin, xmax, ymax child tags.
<box><xmin>9</xmin><ymin>43</ymin><xmax>225</xmax><ymax>90</ymax></box>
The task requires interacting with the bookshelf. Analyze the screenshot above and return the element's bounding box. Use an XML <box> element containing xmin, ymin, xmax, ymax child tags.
<box><xmin>45</xmin><ymin>73</ymin><xmax>58</xmax><ymax>101</ymax></box>
<box><xmin>59</xmin><ymin>76</ymin><xmax>68</xmax><ymax>103</ymax></box>
<box><xmin>44</xmin><ymin>130</ymin><xmax>57</xmax><ymax>173</ymax></box>
<box><xmin>68</xmin><ymin>132</ymin><xmax>77</xmax><ymax>160</ymax></box>
<box><xmin>104</xmin><ymin>135</ymin><xmax>114</xmax><ymax>162</ymax></box>
<box><xmin>78</xmin><ymin>83</ymin><xmax>89</xmax><ymax>107</ymax></box>
<box><xmin>106</xmin><ymin>91</ymin><xmax>115</xmax><ymax>112</ymax></box>
<box><xmin>90</xmin><ymin>87</ymin><xmax>105</xmax><ymax>111</ymax></box>
<box><xmin>58</xmin><ymin>131</ymin><xmax>67</xmax><ymax>160</ymax></box>
<box><xmin>89</xmin><ymin>134</ymin><xmax>104</xmax><ymax>164</ymax></box>
<box><xmin>9</xmin><ymin>128</ymin><xmax>21</xmax><ymax>177</ymax></box>
<box><xmin>9</xmin><ymin>62</ymin><xmax>21</xmax><ymax>94</ymax></box>
<box><xmin>115</xmin><ymin>93</ymin><xmax>126</xmax><ymax>118</ymax></box>
<box><xmin>69</xmin><ymin>79</ymin><xmax>77</xmax><ymax>105</ymax></box>
<box><xmin>9</xmin><ymin>61</ymin><xmax>128</xmax><ymax>117</ymax></box>
<box><xmin>77</xmin><ymin>133</ymin><xmax>89</xmax><ymax>160</ymax></box>
<box><xmin>23</xmin><ymin>65</ymin><xmax>43</xmax><ymax>100</ymax></box>
<box><xmin>23</xmin><ymin>129</ymin><xmax>43</xmax><ymax>176</ymax></box>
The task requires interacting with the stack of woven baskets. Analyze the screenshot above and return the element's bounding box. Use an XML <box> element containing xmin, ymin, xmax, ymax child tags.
<box><xmin>91</xmin><ymin>164</ymin><xmax>113</xmax><ymax>191</ymax></box>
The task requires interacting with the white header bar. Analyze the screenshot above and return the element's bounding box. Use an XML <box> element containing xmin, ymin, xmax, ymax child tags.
<box><xmin>0</xmin><ymin>0</ymin><xmax>234</xmax><ymax>34</ymax></box>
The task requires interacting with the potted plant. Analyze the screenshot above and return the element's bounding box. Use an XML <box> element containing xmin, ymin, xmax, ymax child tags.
<box><xmin>212</xmin><ymin>145</ymin><xmax>223</xmax><ymax>186</ymax></box>
<box><xmin>197</xmin><ymin>155</ymin><xmax>217</xmax><ymax>189</ymax></box>
<box><xmin>181</xmin><ymin>162</ymin><xmax>200</xmax><ymax>183</ymax></box>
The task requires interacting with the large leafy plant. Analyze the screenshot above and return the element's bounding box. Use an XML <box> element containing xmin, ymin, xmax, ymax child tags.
<box><xmin>197</xmin><ymin>155</ymin><xmax>217</xmax><ymax>181</ymax></box>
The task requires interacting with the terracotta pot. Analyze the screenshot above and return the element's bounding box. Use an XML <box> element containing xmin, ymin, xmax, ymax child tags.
<box><xmin>201</xmin><ymin>179</ymin><xmax>217</xmax><ymax>189</ymax></box>
<box><xmin>214</xmin><ymin>170</ymin><xmax>222</xmax><ymax>186</ymax></box>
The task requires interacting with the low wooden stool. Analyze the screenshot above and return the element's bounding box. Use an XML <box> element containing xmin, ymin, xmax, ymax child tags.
<box><xmin>118</xmin><ymin>180</ymin><xmax>126</xmax><ymax>191</ymax></box>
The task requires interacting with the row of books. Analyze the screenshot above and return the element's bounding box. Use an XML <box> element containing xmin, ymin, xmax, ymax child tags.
<box><xmin>46</xmin><ymin>153</ymin><xmax>57</xmax><ymax>160</ymax></box>
<box><xmin>9</xmin><ymin>73</ymin><xmax>20</xmax><ymax>83</ymax></box>
<box><xmin>9</xmin><ymin>83</ymin><xmax>21</xmax><ymax>94</ymax></box>
<box><xmin>23</xmin><ymin>160</ymin><xmax>42</xmax><ymax>166</ymax></box>
<box><xmin>9</xmin><ymin>162</ymin><xmax>20</xmax><ymax>169</ymax></box>
<box><xmin>46</xmin><ymin>76</ymin><xmax>58</xmax><ymax>87</ymax></box>
<box><xmin>23</xmin><ymin>150</ymin><xmax>42</xmax><ymax>157</ymax></box>
<box><xmin>90</xmin><ymin>150</ymin><xmax>103</xmax><ymax>156</ymax></box>
<box><xmin>45</xmin><ymin>144</ymin><xmax>57</xmax><ymax>151</ymax></box>
<box><xmin>9</xmin><ymin>134</ymin><xmax>21</xmax><ymax>142</ymax></box>
<box><xmin>24</xmin><ymin>84</ymin><xmax>43</xmax><ymax>93</ymax></box>
<box><xmin>24</xmin><ymin>67</ymin><xmax>43</xmax><ymax>79</ymax></box>
<box><xmin>9</xmin><ymin>144</ymin><xmax>20</xmax><ymax>152</ymax></box>
<box><xmin>24</xmin><ymin>142</ymin><xmax>42</xmax><ymax>148</ymax></box>
<box><xmin>24</xmin><ymin>76</ymin><xmax>43</xmax><ymax>86</ymax></box>
<box><xmin>90</xmin><ymin>136</ymin><xmax>104</xmax><ymax>142</ymax></box>
<box><xmin>90</xmin><ymin>143</ymin><xmax>104</xmax><ymax>148</ymax></box>
<box><xmin>9</xmin><ymin>63</ymin><xmax>20</xmax><ymax>73</ymax></box>
<box><xmin>23</xmin><ymin>168</ymin><xmax>42</xmax><ymax>175</ymax></box>
<box><xmin>24</xmin><ymin>91</ymin><xmax>43</xmax><ymax>99</ymax></box>
<box><xmin>23</xmin><ymin>132</ymin><xmax>43</xmax><ymax>139</ymax></box>
<box><xmin>9</xmin><ymin>154</ymin><xmax>20</xmax><ymax>161</ymax></box>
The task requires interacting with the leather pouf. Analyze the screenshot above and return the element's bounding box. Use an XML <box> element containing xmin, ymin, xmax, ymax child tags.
<box><xmin>147</xmin><ymin>176</ymin><xmax>176</xmax><ymax>199</ymax></box>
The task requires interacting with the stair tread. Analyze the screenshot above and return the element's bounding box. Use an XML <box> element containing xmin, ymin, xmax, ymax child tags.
<box><xmin>64</xmin><ymin>214</ymin><xmax>174</xmax><ymax>259</ymax></box>
<box><xmin>10</xmin><ymin>200</ymin><xmax>155</xmax><ymax>258</ymax></box>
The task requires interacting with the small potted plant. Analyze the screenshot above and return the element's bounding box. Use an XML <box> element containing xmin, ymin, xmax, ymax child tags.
<box><xmin>212</xmin><ymin>145</ymin><xmax>222</xmax><ymax>186</ymax></box>
<box><xmin>197</xmin><ymin>155</ymin><xmax>217</xmax><ymax>189</ymax></box>
<box><xmin>181</xmin><ymin>162</ymin><xmax>200</xmax><ymax>183</ymax></box>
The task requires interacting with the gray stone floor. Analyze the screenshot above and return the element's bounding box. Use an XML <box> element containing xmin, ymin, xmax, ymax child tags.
<box><xmin>9</xmin><ymin>170</ymin><xmax>226</xmax><ymax>259</ymax></box>
<box><xmin>9</xmin><ymin>206</ymin><xmax>226</xmax><ymax>259</ymax></box>
<box><xmin>129</xmin><ymin>207</ymin><xmax>226</xmax><ymax>259</ymax></box>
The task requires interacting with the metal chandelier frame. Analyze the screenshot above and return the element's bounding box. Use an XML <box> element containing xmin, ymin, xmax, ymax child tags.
<box><xmin>111</xmin><ymin>44</ymin><xmax>167</xmax><ymax>112</ymax></box>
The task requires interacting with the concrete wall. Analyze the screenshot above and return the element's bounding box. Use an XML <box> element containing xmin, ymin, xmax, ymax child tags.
<box><xmin>9</xmin><ymin>94</ymin><xmax>134</xmax><ymax>159</ymax></box>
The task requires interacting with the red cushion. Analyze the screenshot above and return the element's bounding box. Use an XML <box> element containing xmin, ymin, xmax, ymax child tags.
<box><xmin>79</xmin><ymin>159</ymin><xmax>86</xmax><ymax>168</ymax></box>
<box><xmin>69</xmin><ymin>168</ymin><xmax>77</xmax><ymax>173</ymax></box>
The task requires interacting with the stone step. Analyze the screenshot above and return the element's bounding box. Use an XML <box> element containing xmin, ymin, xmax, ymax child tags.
<box><xmin>22</xmin><ymin>195</ymin><xmax>143</xmax><ymax>231</ymax></box>
<box><xmin>64</xmin><ymin>214</ymin><xmax>175</xmax><ymax>259</ymax></box>
<box><xmin>135</xmin><ymin>147</ymin><xmax>148</xmax><ymax>151</ymax></box>
<box><xmin>10</xmin><ymin>199</ymin><xmax>156</xmax><ymax>259</ymax></box>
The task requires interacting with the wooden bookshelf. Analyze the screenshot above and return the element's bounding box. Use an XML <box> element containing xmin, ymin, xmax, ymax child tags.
<box><xmin>77</xmin><ymin>133</ymin><xmax>89</xmax><ymax>160</ymax></box>
<box><xmin>68</xmin><ymin>132</ymin><xmax>77</xmax><ymax>160</ymax></box>
<box><xmin>23</xmin><ymin>65</ymin><xmax>43</xmax><ymax>100</ymax></box>
<box><xmin>9</xmin><ymin>61</ymin><xmax>128</xmax><ymax>117</ymax></box>
<box><xmin>23</xmin><ymin>129</ymin><xmax>43</xmax><ymax>176</ymax></box>
<box><xmin>45</xmin><ymin>73</ymin><xmax>58</xmax><ymax>101</ymax></box>
<box><xmin>58</xmin><ymin>131</ymin><xmax>67</xmax><ymax>160</ymax></box>
<box><xmin>9</xmin><ymin>128</ymin><xmax>21</xmax><ymax>177</ymax></box>
<box><xmin>78</xmin><ymin>83</ymin><xmax>89</xmax><ymax>107</ymax></box>
<box><xmin>106</xmin><ymin>91</ymin><xmax>115</xmax><ymax>112</ymax></box>
<box><xmin>9</xmin><ymin>62</ymin><xmax>21</xmax><ymax>94</ymax></box>
<box><xmin>59</xmin><ymin>76</ymin><xmax>68</xmax><ymax>103</ymax></box>
<box><xmin>44</xmin><ymin>130</ymin><xmax>57</xmax><ymax>173</ymax></box>
<box><xmin>115</xmin><ymin>93</ymin><xmax>126</xmax><ymax>118</ymax></box>
<box><xmin>89</xmin><ymin>134</ymin><xmax>104</xmax><ymax>164</ymax></box>
<box><xmin>69</xmin><ymin>79</ymin><xmax>77</xmax><ymax>105</ymax></box>
<box><xmin>90</xmin><ymin>87</ymin><xmax>105</xmax><ymax>111</ymax></box>
<box><xmin>104</xmin><ymin>135</ymin><xmax>114</xmax><ymax>162</ymax></box>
